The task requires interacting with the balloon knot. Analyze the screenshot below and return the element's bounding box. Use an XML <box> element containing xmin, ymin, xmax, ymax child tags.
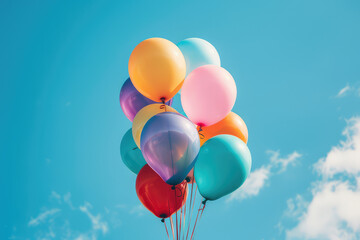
<box><xmin>160</xmin><ymin>97</ymin><xmax>166</xmax><ymax>110</ymax></box>
<box><xmin>198</xmin><ymin>126</ymin><xmax>205</xmax><ymax>139</ymax></box>
<box><xmin>185</xmin><ymin>176</ymin><xmax>191</xmax><ymax>183</ymax></box>
<box><xmin>161</xmin><ymin>218</ymin><xmax>165</xmax><ymax>223</ymax></box>
<box><xmin>171</xmin><ymin>185</ymin><xmax>176</xmax><ymax>190</ymax></box>
<box><xmin>132</xmin><ymin>147</ymin><xmax>138</xmax><ymax>150</ymax></box>
<box><xmin>202</xmin><ymin>199</ymin><xmax>208</xmax><ymax>205</ymax></box>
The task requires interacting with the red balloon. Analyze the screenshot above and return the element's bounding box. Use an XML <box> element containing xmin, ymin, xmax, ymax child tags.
<box><xmin>136</xmin><ymin>165</ymin><xmax>188</xmax><ymax>218</ymax></box>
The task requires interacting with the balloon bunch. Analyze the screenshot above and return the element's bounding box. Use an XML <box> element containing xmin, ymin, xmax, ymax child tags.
<box><xmin>120</xmin><ymin>37</ymin><xmax>252</xmax><ymax>239</ymax></box>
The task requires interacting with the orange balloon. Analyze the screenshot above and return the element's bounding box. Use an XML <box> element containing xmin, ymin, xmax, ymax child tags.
<box><xmin>198</xmin><ymin>112</ymin><xmax>248</xmax><ymax>146</ymax></box>
<box><xmin>128</xmin><ymin>38</ymin><xmax>186</xmax><ymax>102</ymax></box>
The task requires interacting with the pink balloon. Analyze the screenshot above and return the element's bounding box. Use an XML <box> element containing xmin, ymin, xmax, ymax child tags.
<box><xmin>181</xmin><ymin>65</ymin><xmax>237</xmax><ymax>126</ymax></box>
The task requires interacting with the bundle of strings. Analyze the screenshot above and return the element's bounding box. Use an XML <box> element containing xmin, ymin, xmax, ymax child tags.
<box><xmin>162</xmin><ymin>168</ymin><xmax>207</xmax><ymax>239</ymax></box>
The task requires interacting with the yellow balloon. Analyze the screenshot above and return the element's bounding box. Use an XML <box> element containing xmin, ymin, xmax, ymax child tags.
<box><xmin>128</xmin><ymin>38</ymin><xmax>186</xmax><ymax>102</ymax></box>
<box><xmin>132</xmin><ymin>104</ymin><xmax>178</xmax><ymax>148</ymax></box>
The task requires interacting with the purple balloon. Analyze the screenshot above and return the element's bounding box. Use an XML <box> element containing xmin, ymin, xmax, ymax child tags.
<box><xmin>140</xmin><ymin>112</ymin><xmax>200</xmax><ymax>185</ymax></box>
<box><xmin>119</xmin><ymin>78</ymin><xmax>173</xmax><ymax>121</ymax></box>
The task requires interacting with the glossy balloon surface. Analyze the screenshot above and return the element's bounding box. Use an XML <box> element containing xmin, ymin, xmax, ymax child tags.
<box><xmin>120</xmin><ymin>129</ymin><xmax>146</xmax><ymax>174</ymax></box>
<box><xmin>128</xmin><ymin>38</ymin><xmax>186</xmax><ymax>102</ymax></box>
<box><xmin>181</xmin><ymin>65</ymin><xmax>237</xmax><ymax>126</ymax></box>
<box><xmin>141</xmin><ymin>112</ymin><xmax>200</xmax><ymax>185</ymax></box>
<box><xmin>177</xmin><ymin>38</ymin><xmax>220</xmax><ymax>77</ymax></box>
<box><xmin>132</xmin><ymin>104</ymin><xmax>177</xmax><ymax>148</ymax></box>
<box><xmin>198</xmin><ymin>112</ymin><xmax>248</xmax><ymax>146</ymax></box>
<box><xmin>136</xmin><ymin>165</ymin><xmax>187</xmax><ymax>218</ymax></box>
<box><xmin>119</xmin><ymin>78</ymin><xmax>172</xmax><ymax>121</ymax></box>
<box><xmin>194</xmin><ymin>135</ymin><xmax>251</xmax><ymax>200</ymax></box>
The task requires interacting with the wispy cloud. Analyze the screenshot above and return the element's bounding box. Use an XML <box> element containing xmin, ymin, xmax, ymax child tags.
<box><xmin>129</xmin><ymin>204</ymin><xmax>146</xmax><ymax>216</ymax></box>
<box><xmin>336</xmin><ymin>84</ymin><xmax>351</xmax><ymax>97</ymax></box>
<box><xmin>336</xmin><ymin>84</ymin><xmax>360</xmax><ymax>98</ymax></box>
<box><xmin>28</xmin><ymin>208</ymin><xmax>61</xmax><ymax>227</ymax></box>
<box><xmin>64</xmin><ymin>192</ymin><xmax>75</xmax><ymax>210</ymax></box>
<box><xmin>80</xmin><ymin>202</ymin><xmax>109</xmax><ymax>235</ymax></box>
<box><xmin>284</xmin><ymin>195</ymin><xmax>308</xmax><ymax>219</ymax></box>
<box><xmin>285</xmin><ymin>117</ymin><xmax>360</xmax><ymax>240</ymax></box>
<box><xmin>19</xmin><ymin>192</ymin><xmax>113</xmax><ymax>240</ymax></box>
<box><xmin>269</xmin><ymin>150</ymin><xmax>301</xmax><ymax>173</ymax></box>
<box><xmin>50</xmin><ymin>191</ymin><xmax>62</xmax><ymax>204</ymax></box>
<box><xmin>228</xmin><ymin>150</ymin><xmax>302</xmax><ymax>202</ymax></box>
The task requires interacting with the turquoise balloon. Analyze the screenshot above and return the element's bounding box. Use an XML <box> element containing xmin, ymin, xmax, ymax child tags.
<box><xmin>194</xmin><ymin>135</ymin><xmax>252</xmax><ymax>200</ymax></box>
<box><xmin>120</xmin><ymin>129</ymin><xmax>146</xmax><ymax>174</ymax></box>
<box><xmin>177</xmin><ymin>38</ymin><xmax>221</xmax><ymax>77</ymax></box>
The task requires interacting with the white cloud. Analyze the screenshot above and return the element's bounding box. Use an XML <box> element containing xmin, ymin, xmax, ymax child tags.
<box><xmin>269</xmin><ymin>150</ymin><xmax>302</xmax><ymax>173</ymax></box>
<box><xmin>335</xmin><ymin>84</ymin><xmax>360</xmax><ymax>98</ymax></box>
<box><xmin>228</xmin><ymin>166</ymin><xmax>270</xmax><ymax>201</ymax></box>
<box><xmin>19</xmin><ymin>192</ymin><xmax>112</xmax><ymax>240</ymax></box>
<box><xmin>74</xmin><ymin>234</ymin><xmax>95</xmax><ymax>240</ymax></box>
<box><xmin>28</xmin><ymin>208</ymin><xmax>61</xmax><ymax>227</ymax></box>
<box><xmin>228</xmin><ymin>151</ymin><xmax>301</xmax><ymax>202</ymax></box>
<box><xmin>285</xmin><ymin>117</ymin><xmax>360</xmax><ymax>240</ymax></box>
<box><xmin>285</xmin><ymin>195</ymin><xmax>308</xmax><ymax>219</ymax></box>
<box><xmin>286</xmin><ymin>180</ymin><xmax>360</xmax><ymax>240</ymax></box>
<box><xmin>80</xmin><ymin>202</ymin><xmax>109</xmax><ymax>235</ymax></box>
<box><xmin>129</xmin><ymin>204</ymin><xmax>146</xmax><ymax>216</ymax></box>
<box><xmin>50</xmin><ymin>191</ymin><xmax>62</xmax><ymax>204</ymax></box>
<box><xmin>64</xmin><ymin>192</ymin><xmax>75</xmax><ymax>209</ymax></box>
<box><xmin>337</xmin><ymin>85</ymin><xmax>351</xmax><ymax>97</ymax></box>
<box><xmin>314</xmin><ymin>117</ymin><xmax>360</xmax><ymax>177</ymax></box>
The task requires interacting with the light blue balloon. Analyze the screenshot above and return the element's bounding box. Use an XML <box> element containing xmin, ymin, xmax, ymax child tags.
<box><xmin>194</xmin><ymin>135</ymin><xmax>252</xmax><ymax>201</ymax></box>
<box><xmin>120</xmin><ymin>129</ymin><xmax>146</xmax><ymax>174</ymax></box>
<box><xmin>177</xmin><ymin>38</ymin><xmax>221</xmax><ymax>77</ymax></box>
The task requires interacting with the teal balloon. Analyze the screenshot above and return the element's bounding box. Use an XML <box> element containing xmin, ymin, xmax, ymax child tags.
<box><xmin>120</xmin><ymin>129</ymin><xmax>146</xmax><ymax>174</ymax></box>
<box><xmin>194</xmin><ymin>135</ymin><xmax>252</xmax><ymax>200</ymax></box>
<box><xmin>177</xmin><ymin>38</ymin><xmax>221</xmax><ymax>77</ymax></box>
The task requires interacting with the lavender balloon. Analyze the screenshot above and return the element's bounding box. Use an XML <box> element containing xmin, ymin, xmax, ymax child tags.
<box><xmin>119</xmin><ymin>78</ymin><xmax>173</xmax><ymax>121</ymax></box>
<box><xmin>140</xmin><ymin>112</ymin><xmax>200</xmax><ymax>185</ymax></box>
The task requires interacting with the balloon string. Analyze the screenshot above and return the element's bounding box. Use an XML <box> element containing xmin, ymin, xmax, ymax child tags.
<box><xmin>189</xmin><ymin>200</ymin><xmax>203</xmax><ymax>240</ymax></box>
<box><xmin>162</xmin><ymin>219</ymin><xmax>170</xmax><ymax>239</ymax></box>
<box><xmin>167</xmin><ymin>197</ymin><xmax>175</xmax><ymax>240</ymax></box>
<box><xmin>182</xmin><ymin>182</ymin><xmax>189</xmax><ymax>239</ymax></box>
<box><xmin>160</xmin><ymin>97</ymin><xmax>167</xmax><ymax>111</ymax></box>
<box><xmin>198</xmin><ymin>126</ymin><xmax>205</xmax><ymax>139</ymax></box>
<box><xmin>185</xmin><ymin>183</ymin><xmax>194</xmax><ymax>240</ymax></box>
<box><xmin>170</xmin><ymin>216</ymin><xmax>175</xmax><ymax>240</ymax></box>
<box><xmin>199</xmin><ymin>200</ymin><xmax>207</xmax><ymax>222</ymax></box>
<box><xmin>179</xmin><ymin>204</ymin><xmax>183</xmax><ymax>240</ymax></box>
<box><xmin>190</xmin><ymin>199</ymin><xmax>206</xmax><ymax>240</ymax></box>
<box><xmin>191</xmin><ymin>186</ymin><xmax>198</xmax><ymax>216</ymax></box>
<box><xmin>179</xmin><ymin>183</ymin><xmax>187</xmax><ymax>240</ymax></box>
<box><xmin>185</xmin><ymin>183</ymin><xmax>196</xmax><ymax>240</ymax></box>
<box><xmin>175</xmin><ymin>187</ymin><xmax>179</xmax><ymax>240</ymax></box>
<box><xmin>182</xmin><ymin>202</ymin><xmax>186</xmax><ymax>240</ymax></box>
<box><xmin>173</xmin><ymin>185</ymin><xmax>184</xmax><ymax>197</ymax></box>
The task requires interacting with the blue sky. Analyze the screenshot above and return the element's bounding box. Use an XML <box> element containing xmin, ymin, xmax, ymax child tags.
<box><xmin>1</xmin><ymin>0</ymin><xmax>360</xmax><ymax>239</ymax></box>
